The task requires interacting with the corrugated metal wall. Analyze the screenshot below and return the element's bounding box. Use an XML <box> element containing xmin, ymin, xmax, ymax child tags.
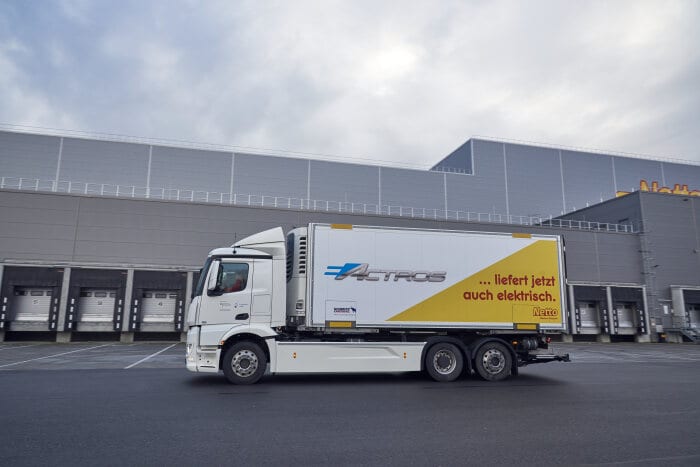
<box><xmin>2</xmin><ymin>130</ymin><xmax>698</xmax><ymax>220</ymax></box>
<box><xmin>234</xmin><ymin>153</ymin><xmax>308</xmax><ymax>199</ymax></box>
<box><xmin>151</xmin><ymin>146</ymin><xmax>231</xmax><ymax>194</ymax></box>
<box><xmin>309</xmin><ymin>160</ymin><xmax>379</xmax><ymax>204</ymax></box>
<box><xmin>445</xmin><ymin>140</ymin><xmax>508</xmax><ymax>215</ymax></box>
<box><xmin>504</xmin><ymin>144</ymin><xmax>564</xmax><ymax>217</ymax></box>
<box><xmin>0</xmin><ymin>190</ymin><xmax>642</xmax><ymax>283</ymax></box>
<box><xmin>639</xmin><ymin>193</ymin><xmax>700</xmax><ymax>294</ymax></box>
<box><xmin>0</xmin><ymin>131</ymin><xmax>59</xmax><ymax>180</ymax></box>
<box><xmin>61</xmin><ymin>138</ymin><xmax>149</xmax><ymax>187</ymax></box>
<box><xmin>561</xmin><ymin>150</ymin><xmax>615</xmax><ymax>212</ymax></box>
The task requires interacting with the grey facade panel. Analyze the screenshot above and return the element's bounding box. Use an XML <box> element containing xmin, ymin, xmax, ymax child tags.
<box><xmin>0</xmin><ymin>192</ymin><xmax>79</xmax><ymax>261</ymax></box>
<box><xmin>1</xmin><ymin>190</ymin><xmax>642</xmax><ymax>284</ymax></box>
<box><xmin>0</xmin><ymin>214</ymin><xmax>75</xmax><ymax>241</ymax></box>
<box><xmin>0</xmin><ymin>237</ymin><xmax>76</xmax><ymax>262</ymax></box>
<box><xmin>65</xmin><ymin>196</ymin><xmax>313</xmax><ymax>266</ymax></box>
<box><xmin>0</xmin><ymin>207</ymin><xmax>76</xmax><ymax>232</ymax></box>
<box><xmin>59</xmin><ymin>138</ymin><xmax>149</xmax><ymax>187</ymax></box>
<box><xmin>233</xmin><ymin>153</ymin><xmax>307</xmax><ymax>199</ymax></box>
<box><xmin>0</xmin><ymin>132</ymin><xmax>60</xmax><ymax>181</ymax></box>
<box><xmin>71</xmin><ymin>197</ymin><xmax>237</xmax><ymax>266</ymax></box>
<box><xmin>561</xmin><ymin>150</ymin><xmax>615</xmax><ymax>213</ymax></box>
<box><xmin>505</xmin><ymin>143</ymin><xmax>564</xmax><ymax>218</ymax></box>
<box><xmin>613</xmin><ymin>156</ymin><xmax>663</xmax><ymax>194</ymax></box>
<box><xmin>432</xmin><ymin>141</ymin><xmax>473</xmax><ymax>173</ymax></box>
<box><xmin>559</xmin><ymin>231</ymin><xmax>602</xmax><ymax>282</ymax></box>
<box><xmin>309</xmin><ymin>161</ymin><xmax>379</xmax><ymax>205</ymax></box>
<box><xmin>380</xmin><ymin>167</ymin><xmax>445</xmax><ymax>211</ymax></box>
<box><xmin>594</xmin><ymin>233</ymin><xmax>644</xmax><ymax>284</ymax></box>
<box><xmin>0</xmin><ymin>189</ymin><xmax>80</xmax><ymax>219</ymax></box>
<box><xmin>559</xmin><ymin>191</ymin><xmax>643</xmax><ymax>231</ymax></box>
<box><xmin>150</xmin><ymin>146</ymin><xmax>231</xmax><ymax>195</ymax></box>
<box><xmin>640</xmin><ymin>193</ymin><xmax>700</xmax><ymax>293</ymax></box>
<box><xmin>446</xmin><ymin>140</ymin><xmax>507</xmax><ymax>215</ymax></box>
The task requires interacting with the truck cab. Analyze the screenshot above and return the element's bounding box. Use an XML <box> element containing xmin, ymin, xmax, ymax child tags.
<box><xmin>186</xmin><ymin>228</ymin><xmax>287</xmax><ymax>375</ymax></box>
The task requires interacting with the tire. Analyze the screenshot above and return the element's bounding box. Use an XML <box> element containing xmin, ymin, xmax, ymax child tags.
<box><xmin>222</xmin><ymin>341</ymin><xmax>267</xmax><ymax>385</ymax></box>
<box><xmin>474</xmin><ymin>341</ymin><xmax>512</xmax><ymax>381</ymax></box>
<box><xmin>425</xmin><ymin>342</ymin><xmax>464</xmax><ymax>382</ymax></box>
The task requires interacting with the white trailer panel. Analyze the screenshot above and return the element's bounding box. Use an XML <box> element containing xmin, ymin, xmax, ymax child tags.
<box><xmin>309</xmin><ymin>224</ymin><xmax>566</xmax><ymax>331</ymax></box>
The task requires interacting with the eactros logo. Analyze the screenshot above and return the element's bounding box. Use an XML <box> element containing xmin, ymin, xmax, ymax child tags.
<box><xmin>324</xmin><ymin>263</ymin><xmax>446</xmax><ymax>282</ymax></box>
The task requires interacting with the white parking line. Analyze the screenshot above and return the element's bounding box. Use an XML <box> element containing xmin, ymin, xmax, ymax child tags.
<box><xmin>124</xmin><ymin>344</ymin><xmax>178</xmax><ymax>369</ymax></box>
<box><xmin>0</xmin><ymin>344</ymin><xmax>42</xmax><ymax>351</ymax></box>
<box><xmin>0</xmin><ymin>344</ymin><xmax>112</xmax><ymax>368</ymax></box>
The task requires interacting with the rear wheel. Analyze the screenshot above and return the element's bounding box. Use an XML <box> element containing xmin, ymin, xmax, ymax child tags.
<box><xmin>222</xmin><ymin>341</ymin><xmax>267</xmax><ymax>385</ymax></box>
<box><xmin>474</xmin><ymin>341</ymin><xmax>512</xmax><ymax>381</ymax></box>
<box><xmin>425</xmin><ymin>342</ymin><xmax>464</xmax><ymax>382</ymax></box>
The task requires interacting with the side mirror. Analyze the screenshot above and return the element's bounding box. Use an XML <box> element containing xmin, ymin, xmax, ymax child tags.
<box><xmin>207</xmin><ymin>260</ymin><xmax>221</xmax><ymax>295</ymax></box>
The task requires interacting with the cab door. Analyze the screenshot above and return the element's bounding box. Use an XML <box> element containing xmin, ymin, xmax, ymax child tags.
<box><xmin>200</xmin><ymin>260</ymin><xmax>253</xmax><ymax>326</ymax></box>
<box><xmin>250</xmin><ymin>258</ymin><xmax>273</xmax><ymax>324</ymax></box>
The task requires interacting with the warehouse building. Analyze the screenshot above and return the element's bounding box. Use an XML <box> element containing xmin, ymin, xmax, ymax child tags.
<box><xmin>0</xmin><ymin>129</ymin><xmax>698</xmax><ymax>343</ymax></box>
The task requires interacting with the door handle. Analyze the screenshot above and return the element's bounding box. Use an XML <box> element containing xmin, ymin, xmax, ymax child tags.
<box><xmin>235</xmin><ymin>313</ymin><xmax>249</xmax><ymax>320</ymax></box>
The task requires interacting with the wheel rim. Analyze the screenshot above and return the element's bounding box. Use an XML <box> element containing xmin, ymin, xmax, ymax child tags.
<box><xmin>433</xmin><ymin>349</ymin><xmax>457</xmax><ymax>375</ymax></box>
<box><xmin>231</xmin><ymin>349</ymin><xmax>259</xmax><ymax>377</ymax></box>
<box><xmin>481</xmin><ymin>348</ymin><xmax>506</xmax><ymax>375</ymax></box>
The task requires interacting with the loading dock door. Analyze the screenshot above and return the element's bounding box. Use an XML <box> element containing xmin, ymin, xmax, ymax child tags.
<box><xmin>13</xmin><ymin>288</ymin><xmax>52</xmax><ymax>322</ymax></box>
<box><xmin>578</xmin><ymin>301</ymin><xmax>601</xmax><ymax>333</ymax></box>
<box><xmin>689</xmin><ymin>304</ymin><xmax>700</xmax><ymax>330</ymax></box>
<box><xmin>615</xmin><ymin>302</ymin><xmax>637</xmax><ymax>335</ymax></box>
<box><xmin>141</xmin><ymin>291</ymin><xmax>177</xmax><ymax>323</ymax></box>
<box><xmin>79</xmin><ymin>289</ymin><xmax>116</xmax><ymax>322</ymax></box>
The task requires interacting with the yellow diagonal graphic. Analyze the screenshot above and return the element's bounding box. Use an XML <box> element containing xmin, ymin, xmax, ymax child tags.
<box><xmin>387</xmin><ymin>240</ymin><xmax>561</xmax><ymax>323</ymax></box>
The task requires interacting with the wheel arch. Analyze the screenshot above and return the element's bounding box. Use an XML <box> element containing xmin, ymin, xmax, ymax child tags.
<box><xmin>219</xmin><ymin>332</ymin><xmax>271</xmax><ymax>370</ymax></box>
<box><xmin>470</xmin><ymin>337</ymin><xmax>518</xmax><ymax>377</ymax></box>
<box><xmin>420</xmin><ymin>336</ymin><xmax>473</xmax><ymax>375</ymax></box>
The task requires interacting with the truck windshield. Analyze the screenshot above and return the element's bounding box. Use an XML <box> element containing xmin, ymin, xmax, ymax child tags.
<box><xmin>193</xmin><ymin>257</ymin><xmax>213</xmax><ymax>298</ymax></box>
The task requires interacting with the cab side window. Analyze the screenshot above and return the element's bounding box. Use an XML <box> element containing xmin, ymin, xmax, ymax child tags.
<box><xmin>219</xmin><ymin>263</ymin><xmax>249</xmax><ymax>293</ymax></box>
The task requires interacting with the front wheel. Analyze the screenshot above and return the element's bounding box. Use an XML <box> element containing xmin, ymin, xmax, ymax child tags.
<box><xmin>222</xmin><ymin>341</ymin><xmax>267</xmax><ymax>385</ymax></box>
<box><xmin>425</xmin><ymin>342</ymin><xmax>464</xmax><ymax>382</ymax></box>
<box><xmin>474</xmin><ymin>342</ymin><xmax>512</xmax><ymax>381</ymax></box>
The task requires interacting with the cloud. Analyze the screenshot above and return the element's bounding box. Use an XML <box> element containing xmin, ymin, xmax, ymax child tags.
<box><xmin>0</xmin><ymin>0</ymin><xmax>698</xmax><ymax>166</ymax></box>
<box><xmin>0</xmin><ymin>38</ymin><xmax>78</xmax><ymax>130</ymax></box>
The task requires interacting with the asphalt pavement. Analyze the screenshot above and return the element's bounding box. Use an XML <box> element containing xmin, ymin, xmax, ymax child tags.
<box><xmin>0</xmin><ymin>342</ymin><xmax>699</xmax><ymax>466</ymax></box>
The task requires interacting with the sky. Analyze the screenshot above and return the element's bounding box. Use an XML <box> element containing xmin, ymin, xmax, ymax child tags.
<box><xmin>0</xmin><ymin>0</ymin><xmax>699</xmax><ymax>168</ymax></box>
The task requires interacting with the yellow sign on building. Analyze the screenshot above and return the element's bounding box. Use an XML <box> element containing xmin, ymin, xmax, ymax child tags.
<box><xmin>617</xmin><ymin>180</ymin><xmax>700</xmax><ymax>197</ymax></box>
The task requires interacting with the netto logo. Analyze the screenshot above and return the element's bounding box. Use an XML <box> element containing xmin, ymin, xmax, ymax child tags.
<box><xmin>324</xmin><ymin>263</ymin><xmax>446</xmax><ymax>282</ymax></box>
<box><xmin>532</xmin><ymin>306</ymin><xmax>558</xmax><ymax>317</ymax></box>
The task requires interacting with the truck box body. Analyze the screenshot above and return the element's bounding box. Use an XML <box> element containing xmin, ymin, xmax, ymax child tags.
<box><xmin>304</xmin><ymin>224</ymin><xmax>566</xmax><ymax>331</ymax></box>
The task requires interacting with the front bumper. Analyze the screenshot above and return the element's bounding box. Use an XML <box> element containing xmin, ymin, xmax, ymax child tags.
<box><xmin>186</xmin><ymin>327</ymin><xmax>220</xmax><ymax>373</ymax></box>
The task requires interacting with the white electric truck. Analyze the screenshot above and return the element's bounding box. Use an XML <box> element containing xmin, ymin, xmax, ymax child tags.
<box><xmin>186</xmin><ymin>223</ymin><xmax>570</xmax><ymax>384</ymax></box>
